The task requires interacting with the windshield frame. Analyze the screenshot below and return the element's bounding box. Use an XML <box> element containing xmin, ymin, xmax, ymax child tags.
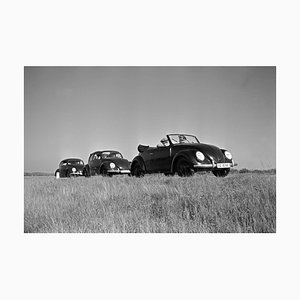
<box><xmin>167</xmin><ymin>134</ymin><xmax>200</xmax><ymax>145</ymax></box>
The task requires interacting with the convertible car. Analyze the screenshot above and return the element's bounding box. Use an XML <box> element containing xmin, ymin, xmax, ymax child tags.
<box><xmin>83</xmin><ymin>150</ymin><xmax>131</xmax><ymax>177</ymax></box>
<box><xmin>130</xmin><ymin>134</ymin><xmax>236</xmax><ymax>177</ymax></box>
<box><xmin>55</xmin><ymin>158</ymin><xmax>85</xmax><ymax>178</ymax></box>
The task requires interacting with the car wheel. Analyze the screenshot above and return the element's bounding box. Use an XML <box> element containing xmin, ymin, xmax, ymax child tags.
<box><xmin>55</xmin><ymin>170</ymin><xmax>60</xmax><ymax>178</ymax></box>
<box><xmin>176</xmin><ymin>158</ymin><xmax>195</xmax><ymax>177</ymax></box>
<box><xmin>132</xmin><ymin>162</ymin><xmax>145</xmax><ymax>177</ymax></box>
<box><xmin>212</xmin><ymin>168</ymin><xmax>230</xmax><ymax>177</ymax></box>
<box><xmin>100</xmin><ymin>167</ymin><xmax>112</xmax><ymax>177</ymax></box>
<box><xmin>83</xmin><ymin>166</ymin><xmax>90</xmax><ymax>177</ymax></box>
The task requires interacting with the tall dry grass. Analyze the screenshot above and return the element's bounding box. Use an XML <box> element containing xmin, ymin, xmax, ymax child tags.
<box><xmin>24</xmin><ymin>173</ymin><xmax>276</xmax><ymax>233</ymax></box>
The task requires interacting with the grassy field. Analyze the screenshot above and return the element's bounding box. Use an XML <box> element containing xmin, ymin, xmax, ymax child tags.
<box><xmin>24</xmin><ymin>173</ymin><xmax>276</xmax><ymax>233</ymax></box>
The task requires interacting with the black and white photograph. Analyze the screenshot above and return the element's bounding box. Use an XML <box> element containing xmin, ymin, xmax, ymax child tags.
<box><xmin>24</xmin><ymin>66</ymin><xmax>276</xmax><ymax>233</ymax></box>
<box><xmin>2</xmin><ymin>1</ymin><xmax>299</xmax><ymax>300</ymax></box>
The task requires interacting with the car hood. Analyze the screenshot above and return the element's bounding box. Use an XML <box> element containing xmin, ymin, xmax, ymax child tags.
<box><xmin>173</xmin><ymin>143</ymin><xmax>226</xmax><ymax>162</ymax></box>
<box><xmin>103</xmin><ymin>157</ymin><xmax>130</xmax><ymax>169</ymax></box>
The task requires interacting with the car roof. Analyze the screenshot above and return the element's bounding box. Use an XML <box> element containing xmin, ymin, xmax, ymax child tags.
<box><xmin>60</xmin><ymin>158</ymin><xmax>83</xmax><ymax>163</ymax></box>
<box><xmin>89</xmin><ymin>150</ymin><xmax>121</xmax><ymax>156</ymax></box>
<box><xmin>167</xmin><ymin>133</ymin><xmax>195</xmax><ymax>136</ymax></box>
<box><xmin>62</xmin><ymin>158</ymin><xmax>83</xmax><ymax>161</ymax></box>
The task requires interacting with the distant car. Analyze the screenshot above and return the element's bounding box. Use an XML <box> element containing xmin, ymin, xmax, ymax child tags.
<box><xmin>130</xmin><ymin>134</ymin><xmax>236</xmax><ymax>177</ymax></box>
<box><xmin>84</xmin><ymin>150</ymin><xmax>131</xmax><ymax>177</ymax></box>
<box><xmin>55</xmin><ymin>158</ymin><xmax>85</xmax><ymax>178</ymax></box>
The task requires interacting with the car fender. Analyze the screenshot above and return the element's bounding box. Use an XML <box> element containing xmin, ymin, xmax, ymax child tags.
<box><xmin>220</xmin><ymin>148</ymin><xmax>234</xmax><ymax>163</ymax></box>
<box><xmin>100</xmin><ymin>161</ymin><xmax>113</xmax><ymax>172</ymax></box>
<box><xmin>130</xmin><ymin>156</ymin><xmax>146</xmax><ymax>173</ymax></box>
<box><xmin>220</xmin><ymin>148</ymin><xmax>230</xmax><ymax>157</ymax></box>
<box><xmin>171</xmin><ymin>150</ymin><xmax>197</xmax><ymax>173</ymax></box>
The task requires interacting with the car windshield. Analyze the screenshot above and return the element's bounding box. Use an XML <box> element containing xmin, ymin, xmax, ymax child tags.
<box><xmin>67</xmin><ymin>160</ymin><xmax>84</xmax><ymax>165</ymax></box>
<box><xmin>101</xmin><ymin>151</ymin><xmax>123</xmax><ymax>159</ymax></box>
<box><xmin>168</xmin><ymin>134</ymin><xmax>199</xmax><ymax>144</ymax></box>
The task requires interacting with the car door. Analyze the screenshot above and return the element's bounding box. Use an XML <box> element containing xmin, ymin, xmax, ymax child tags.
<box><xmin>142</xmin><ymin>149</ymin><xmax>154</xmax><ymax>172</ymax></box>
<box><xmin>89</xmin><ymin>155</ymin><xmax>97</xmax><ymax>175</ymax></box>
<box><xmin>151</xmin><ymin>146</ymin><xmax>172</xmax><ymax>172</ymax></box>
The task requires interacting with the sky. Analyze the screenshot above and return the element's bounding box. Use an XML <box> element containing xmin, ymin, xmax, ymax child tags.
<box><xmin>24</xmin><ymin>66</ymin><xmax>275</xmax><ymax>172</ymax></box>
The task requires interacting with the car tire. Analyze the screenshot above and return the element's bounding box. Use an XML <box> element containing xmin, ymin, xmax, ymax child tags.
<box><xmin>132</xmin><ymin>162</ymin><xmax>145</xmax><ymax>177</ymax></box>
<box><xmin>176</xmin><ymin>158</ymin><xmax>195</xmax><ymax>177</ymax></box>
<box><xmin>100</xmin><ymin>166</ymin><xmax>112</xmax><ymax>177</ymax></box>
<box><xmin>212</xmin><ymin>169</ymin><xmax>230</xmax><ymax>177</ymax></box>
<box><xmin>55</xmin><ymin>170</ymin><xmax>60</xmax><ymax>178</ymax></box>
<box><xmin>164</xmin><ymin>173</ymin><xmax>174</xmax><ymax>176</ymax></box>
<box><xmin>83</xmin><ymin>166</ymin><xmax>90</xmax><ymax>177</ymax></box>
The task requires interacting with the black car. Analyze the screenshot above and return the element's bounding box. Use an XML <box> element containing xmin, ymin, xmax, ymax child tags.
<box><xmin>55</xmin><ymin>158</ymin><xmax>85</xmax><ymax>178</ymax></box>
<box><xmin>130</xmin><ymin>134</ymin><xmax>236</xmax><ymax>177</ymax></box>
<box><xmin>84</xmin><ymin>150</ymin><xmax>131</xmax><ymax>177</ymax></box>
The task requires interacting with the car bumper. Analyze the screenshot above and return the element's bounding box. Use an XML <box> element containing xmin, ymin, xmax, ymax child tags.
<box><xmin>69</xmin><ymin>172</ymin><xmax>84</xmax><ymax>176</ymax></box>
<box><xmin>193</xmin><ymin>162</ymin><xmax>236</xmax><ymax>169</ymax></box>
<box><xmin>107</xmin><ymin>169</ymin><xmax>131</xmax><ymax>174</ymax></box>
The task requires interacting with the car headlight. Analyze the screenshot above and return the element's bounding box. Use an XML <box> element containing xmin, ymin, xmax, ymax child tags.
<box><xmin>196</xmin><ymin>151</ymin><xmax>205</xmax><ymax>161</ymax></box>
<box><xmin>72</xmin><ymin>167</ymin><xmax>76</xmax><ymax>172</ymax></box>
<box><xmin>110</xmin><ymin>162</ymin><xmax>116</xmax><ymax>169</ymax></box>
<box><xmin>224</xmin><ymin>151</ymin><xmax>232</xmax><ymax>160</ymax></box>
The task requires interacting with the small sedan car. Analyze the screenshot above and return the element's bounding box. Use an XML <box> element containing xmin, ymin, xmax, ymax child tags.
<box><xmin>55</xmin><ymin>158</ymin><xmax>85</xmax><ymax>178</ymax></box>
<box><xmin>84</xmin><ymin>150</ymin><xmax>131</xmax><ymax>177</ymax></box>
<box><xmin>130</xmin><ymin>134</ymin><xmax>236</xmax><ymax>177</ymax></box>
